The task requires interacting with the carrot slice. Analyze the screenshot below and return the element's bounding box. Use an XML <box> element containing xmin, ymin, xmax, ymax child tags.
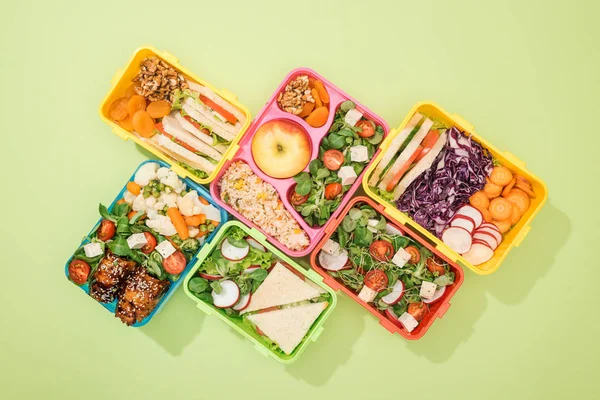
<box><xmin>504</xmin><ymin>189</ymin><xmax>530</xmax><ymax>214</ymax></box>
<box><xmin>314</xmin><ymin>80</ymin><xmax>329</xmax><ymax>103</ymax></box>
<box><xmin>492</xmin><ymin>219</ymin><xmax>511</xmax><ymax>234</ymax></box>
<box><xmin>211</xmin><ymin>220</ymin><xmax>220</xmax><ymax>227</ymax></box>
<box><xmin>126</xmin><ymin>181</ymin><xmax>142</xmax><ymax>195</ymax></box>
<box><xmin>311</xmin><ymin>88</ymin><xmax>322</xmax><ymax>108</ymax></box>
<box><xmin>127</xmin><ymin>211</ymin><xmax>146</xmax><ymax>221</ymax></box>
<box><xmin>481</xmin><ymin>208</ymin><xmax>493</xmax><ymax>223</ymax></box>
<box><xmin>489</xmin><ymin>198</ymin><xmax>513</xmax><ymax>220</ymax></box>
<box><xmin>386</xmin><ymin>146</ymin><xmax>423</xmax><ymax>192</ymax></box>
<box><xmin>167</xmin><ymin>207</ymin><xmax>189</xmax><ymax>240</ymax></box>
<box><xmin>469</xmin><ymin>191</ymin><xmax>490</xmax><ymax>211</ymax></box>
<box><xmin>199</xmin><ymin>95</ymin><xmax>237</xmax><ymax>125</ymax></box>
<box><xmin>510</xmin><ymin>203</ymin><xmax>521</xmax><ymax>225</ymax></box>
<box><xmin>502</xmin><ymin>177</ymin><xmax>516</xmax><ymax>197</ymax></box>
<box><xmin>198</xmin><ymin>196</ymin><xmax>209</xmax><ymax>205</ymax></box>
<box><xmin>484</xmin><ymin>182</ymin><xmax>502</xmax><ymax>198</ymax></box>
<box><xmin>184</xmin><ymin>214</ymin><xmax>206</xmax><ymax>227</ymax></box>
<box><xmin>490</xmin><ymin>166</ymin><xmax>513</xmax><ymax>186</ymax></box>
<box><xmin>116</xmin><ymin>199</ymin><xmax>127</xmax><ymax>205</ymax></box>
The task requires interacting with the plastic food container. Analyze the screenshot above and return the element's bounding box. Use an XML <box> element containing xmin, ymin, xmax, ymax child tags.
<box><xmin>183</xmin><ymin>220</ymin><xmax>337</xmax><ymax>363</ymax></box>
<box><xmin>363</xmin><ymin>102</ymin><xmax>548</xmax><ymax>275</ymax></box>
<box><xmin>99</xmin><ymin>46</ymin><xmax>252</xmax><ymax>185</ymax></box>
<box><xmin>64</xmin><ymin>159</ymin><xmax>229</xmax><ymax>327</ymax></box>
<box><xmin>311</xmin><ymin>196</ymin><xmax>464</xmax><ymax>340</ymax></box>
<box><xmin>210</xmin><ymin>68</ymin><xmax>389</xmax><ymax>257</ymax></box>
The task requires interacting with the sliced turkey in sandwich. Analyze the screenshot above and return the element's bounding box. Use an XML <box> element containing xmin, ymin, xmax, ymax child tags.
<box><xmin>247</xmin><ymin>302</ymin><xmax>328</xmax><ymax>355</ymax></box>
<box><xmin>240</xmin><ymin>262</ymin><xmax>324</xmax><ymax>315</ymax></box>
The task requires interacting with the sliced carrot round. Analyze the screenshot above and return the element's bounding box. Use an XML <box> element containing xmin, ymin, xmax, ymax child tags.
<box><xmin>504</xmin><ymin>189</ymin><xmax>530</xmax><ymax>214</ymax></box>
<box><xmin>502</xmin><ymin>176</ymin><xmax>516</xmax><ymax>197</ymax></box>
<box><xmin>510</xmin><ymin>203</ymin><xmax>521</xmax><ymax>225</ymax></box>
<box><xmin>469</xmin><ymin>191</ymin><xmax>490</xmax><ymax>211</ymax></box>
<box><xmin>490</xmin><ymin>166</ymin><xmax>513</xmax><ymax>186</ymax></box>
<box><xmin>484</xmin><ymin>182</ymin><xmax>502</xmax><ymax>198</ymax></box>
<box><xmin>490</xmin><ymin>198</ymin><xmax>513</xmax><ymax>220</ymax></box>
<box><xmin>492</xmin><ymin>219</ymin><xmax>511</xmax><ymax>234</ymax></box>
<box><xmin>481</xmin><ymin>208</ymin><xmax>493</xmax><ymax>223</ymax></box>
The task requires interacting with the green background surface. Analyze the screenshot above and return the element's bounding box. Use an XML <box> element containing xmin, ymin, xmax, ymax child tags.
<box><xmin>1</xmin><ymin>0</ymin><xmax>598</xmax><ymax>399</ymax></box>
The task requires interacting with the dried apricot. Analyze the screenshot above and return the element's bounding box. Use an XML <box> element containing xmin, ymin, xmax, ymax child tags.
<box><xmin>298</xmin><ymin>101</ymin><xmax>315</xmax><ymax>118</ymax></box>
<box><xmin>308</xmin><ymin>77</ymin><xmax>316</xmax><ymax>89</ymax></box>
<box><xmin>124</xmin><ymin>83</ymin><xmax>139</xmax><ymax>98</ymax></box>
<box><xmin>119</xmin><ymin>116</ymin><xmax>134</xmax><ymax>131</ymax></box>
<box><xmin>311</xmin><ymin>88</ymin><xmax>322</xmax><ymax>108</ymax></box>
<box><xmin>314</xmin><ymin>80</ymin><xmax>329</xmax><ymax>104</ymax></box>
<box><xmin>109</xmin><ymin>97</ymin><xmax>129</xmax><ymax>121</ymax></box>
<box><xmin>146</xmin><ymin>100</ymin><xmax>172</xmax><ymax>118</ymax></box>
<box><xmin>305</xmin><ymin>107</ymin><xmax>329</xmax><ymax>128</ymax></box>
<box><xmin>127</xmin><ymin>95</ymin><xmax>147</xmax><ymax>117</ymax></box>
<box><xmin>132</xmin><ymin>110</ymin><xmax>156</xmax><ymax>137</ymax></box>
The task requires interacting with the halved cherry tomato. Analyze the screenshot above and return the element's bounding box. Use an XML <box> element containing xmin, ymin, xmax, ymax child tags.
<box><xmin>97</xmin><ymin>220</ymin><xmax>116</xmax><ymax>241</ymax></box>
<box><xmin>163</xmin><ymin>250</ymin><xmax>186</xmax><ymax>274</ymax></box>
<box><xmin>141</xmin><ymin>232</ymin><xmax>157</xmax><ymax>254</ymax></box>
<box><xmin>68</xmin><ymin>259</ymin><xmax>91</xmax><ymax>285</ymax></box>
<box><xmin>364</xmin><ymin>269</ymin><xmax>389</xmax><ymax>292</ymax></box>
<box><xmin>404</xmin><ymin>246</ymin><xmax>420</xmax><ymax>264</ymax></box>
<box><xmin>324</xmin><ymin>183</ymin><xmax>342</xmax><ymax>200</ymax></box>
<box><xmin>356</xmin><ymin>120</ymin><xmax>375</xmax><ymax>138</ymax></box>
<box><xmin>426</xmin><ymin>257</ymin><xmax>446</xmax><ymax>275</ymax></box>
<box><xmin>408</xmin><ymin>301</ymin><xmax>428</xmax><ymax>321</ymax></box>
<box><xmin>322</xmin><ymin>149</ymin><xmax>345</xmax><ymax>171</ymax></box>
<box><xmin>369</xmin><ymin>240</ymin><xmax>395</xmax><ymax>262</ymax></box>
<box><xmin>290</xmin><ymin>191</ymin><xmax>309</xmax><ymax>206</ymax></box>
<box><xmin>414</xmin><ymin>130</ymin><xmax>440</xmax><ymax>162</ymax></box>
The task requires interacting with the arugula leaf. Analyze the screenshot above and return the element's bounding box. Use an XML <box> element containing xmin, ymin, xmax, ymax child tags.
<box><xmin>99</xmin><ymin>204</ymin><xmax>116</xmax><ymax>222</ymax></box>
<box><xmin>116</xmin><ymin>216</ymin><xmax>130</xmax><ymax>235</ymax></box>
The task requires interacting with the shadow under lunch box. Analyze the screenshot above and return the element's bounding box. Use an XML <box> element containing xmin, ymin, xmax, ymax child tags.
<box><xmin>210</xmin><ymin>68</ymin><xmax>390</xmax><ymax>258</ymax></box>
<box><xmin>64</xmin><ymin>159</ymin><xmax>228</xmax><ymax>327</ymax></box>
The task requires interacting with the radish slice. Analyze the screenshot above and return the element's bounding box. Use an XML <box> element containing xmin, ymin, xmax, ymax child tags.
<box><xmin>385</xmin><ymin>307</ymin><xmax>404</xmax><ymax>328</ymax></box>
<box><xmin>423</xmin><ymin>286</ymin><xmax>446</xmax><ymax>304</ymax></box>
<box><xmin>246</xmin><ymin>237</ymin><xmax>266</xmax><ymax>252</ymax></box>
<box><xmin>211</xmin><ymin>280</ymin><xmax>240</xmax><ymax>308</ymax></box>
<box><xmin>455</xmin><ymin>205</ymin><xmax>483</xmax><ymax>228</ymax></box>
<box><xmin>318</xmin><ymin>249</ymin><xmax>349</xmax><ymax>271</ymax></box>
<box><xmin>450</xmin><ymin>215</ymin><xmax>475</xmax><ymax>233</ymax></box>
<box><xmin>221</xmin><ymin>239</ymin><xmax>249</xmax><ymax>261</ymax></box>
<box><xmin>462</xmin><ymin>243</ymin><xmax>494</xmax><ymax>265</ymax></box>
<box><xmin>476</xmin><ymin>227</ymin><xmax>502</xmax><ymax>244</ymax></box>
<box><xmin>442</xmin><ymin>226</ymin><xmax>473</xmax><ymax>254</ymax></box>
<box><xmin>382</xmin><ymin>280</ymin><xmax>404</xmax><ymax>305</ymax></box>
<box><xmin>473</xmin><ymin>231</ymin><xmax>498</xmax><ymax>249</ymax></box>
<box><xmin>385</xmin><ymin>223</ymin><xmax>404</xmax><ymax>236</ymax></box>
<box><xmin>480</xmin><ymin>223</ymin><xmax>501</xmax><ymax>233</ymax></box>
<box><xmin>199</xmin><ymin>272</ymin><xmax>221</xmax><ymax>281</ymax></box>
<box><xmin>243</xmin><ymin>265</ymin><xmax>260</xmax><ymax>274</ymax></box>
<box><xmin>232</xmin><ymin>293</ymin><xmax>251</xmax><ymax>311</ymax></box>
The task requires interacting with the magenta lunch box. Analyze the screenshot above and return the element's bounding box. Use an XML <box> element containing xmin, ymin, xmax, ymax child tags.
<box><xmin>210</xmin><ymin>68</ymin><xmax>390</xmax><ymax>257</ymax></box>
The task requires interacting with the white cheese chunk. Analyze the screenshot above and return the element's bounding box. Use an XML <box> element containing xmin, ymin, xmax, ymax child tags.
<box><xmin>420</xmin><ymin>281</ymin><xmax>437</xmax><ymax>300</ymax></box>
<box><xmin>392</xmin><ymin>247</ymin><xmax>412</xmax><ymax>268</ymax></box>
<box><xmin>338</xmin><ymin>166</ymin><xmax>357</xmax><ymax>186</ymax></box>
<box><xmin>83</xmin><ymin>242</ymin><xmax>103</xmax><ymax>258</ymax></box>
<box><xmin>344</xmin><ymin>108</ymin><xmax>363</xmax><ymax>127</ymax></box>
<box><xmin>322</xmin><ymin>239</ymin><xmax>341</xmax><ymax>256</ymax></box>
<box><xmin>201</xmin><ymin>203</ymin><xmax>221</xmax><ymax>222</ymax></box>
<box><xmin>357</xmin><ymin>285</ymin><xmax>378</xmax><ymax>303</ymax></box>
<box><xmin>367</xmin><ymin>227</ymin><xmax>378</xmax><ymax>233</ymax></box>
<box><xmin>127</xmin><ymin>233</ymin><xmax>148</xmax><ymax>250</ymax></box>
<box><xmin>398</xmin><ymin>312</ymin><xmax>419</xmax><ymax>332</ymax></box>
<box><xmin>155</xmin><ymin>240</ymin><xmax>176</xmax><ymax>259</ymax></box>
<box><xmin>385</xmin><ymin>223</ymin><xmax>404</xmax><ymax>236</ymax></box>
<box><xmin>350</xmin><ymin>145</ymin><xmax>369</xmax><ymax>162</ymax></box>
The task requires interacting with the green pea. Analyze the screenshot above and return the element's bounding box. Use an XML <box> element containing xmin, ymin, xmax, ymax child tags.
<box><xmin>143</xmin><ymin>192</ymin><xmax>150</xmax><ymax>198</ymax></box>
<box><xmin>207</xmin><ymin>224</ymin><xmax>215</xmax><ymax>232</ymax></box>
<box><xmin>152</xmin><ymin>191</ymin><xmax>160</xmax><ymax>198</ymax></box>
<box><xmin>200</xmin><ymin>225</ymin><xmax>207</xmax><ymax>232</ymax></box>
<box><xmin>158</xmin><ymin>183</ymin><xmax>165</xmax><ymax>191</ymax></box>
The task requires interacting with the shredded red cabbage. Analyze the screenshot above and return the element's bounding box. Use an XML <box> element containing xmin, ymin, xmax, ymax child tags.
<box><xmin>396</xmin><ymin>127</ymin><xmax>493</xmax><ymax>237</ymax></box>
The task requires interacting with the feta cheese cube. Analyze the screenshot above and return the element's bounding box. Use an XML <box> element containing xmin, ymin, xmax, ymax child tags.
<box><xmin>338</xmin><ymin>166</ymin><xmax>357</xmax><ymax>186</ymax></box>
<box><xmin>322</xmin><ymin>239</ymin><xmax>341</xmax><ymax>256</ymax></box>
<box><xmin>350</xmin><ymin>145</ymin><xmax>369</xmax><ymax>162</ymax></box>
<box><xmin>155</xmin><ymin>240</ymin><xmax>176</xmax><ymax>259</ymax></box>
<box><xmin>420</xmin><ymin>281</ymin><xmax>437</xmax><ymax>300</ymax></box>
<box><xmin>202</xmin><ymin>203</ymin><xmax>221</xmax><ymax>222</ymax></box>
<box><xmin>344</xmin><ymin>108</ymin><xmax>363</xmax><ymax>127</ymax></box>
<box><xmin>391</xmin><ymin>247</ymin><xmax>412</xmax><ymax>268</ymax></box>
<box><xmin>83</xmin><ymin>242</ymin><xmax>103</xmax><ymax>258</ymax></box>
<box><xmin>357</xmin><ymin>285</ymin><xmax>378</xmax><ymax>303</ymax></box>
<box><xmin>127</xmin><ymin>233</ymin><xmax>148</xmax><ymax>250</ymax></box>
<box><xmin>398</xmin><ymin>312</ymin><xmax>419</xmax><ymax>332</ymax></box>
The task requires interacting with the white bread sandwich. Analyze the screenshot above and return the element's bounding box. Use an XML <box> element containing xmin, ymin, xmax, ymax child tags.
<box><xmin>147</xmin><ymin>134</ymin><xmax>216</xmax><ymax>174</ymax></box>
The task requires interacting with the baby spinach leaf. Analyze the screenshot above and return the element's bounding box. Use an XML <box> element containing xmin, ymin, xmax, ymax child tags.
<box><xmin>250</xmin><ymin>268</ymin><xmax>268</xmax><ymax>282</ymax></box>
<box><xmin>328</xmin><ymin>133</ymin><xmax>345</xmax><ymax>149</ymax></box>
<box><xmin>354</xmin><ymin>226</ymin><xmax>373</xmax><ymax>247</ymax></box>
<box><xmin>367</xmin><ymin>130</ymin><xmax>383</xmax><ymax>145</ymax></box>
<box><xmin>338</xmin><ymin>128</ymin><xmax>355</xmax><ymax>137</ymax></box>
<box><xmin>342</xmin><ymin>215</ymin><xmax>357</xmax><ymax>232</ymax></box>
<box><xmin>189</xmin><ymin>277</ymin><xmax>209</xmax><ymax>294</ymax></box>
<box><xmin>98</xmin><ymin>204</ymin><xmax>116</xmax><ymax>222</ymax></box>
<box><xmin>340</xmin><ymin>100</ymin><xmax>356</xmax><ymax>112</ymax></box>
<box><xmin>113</xmin><ymin>202</ymin><xmax>131</xmax><ymax>217</ymax></box>
<box><xmin>107</xmin><ymin>237</ymin><xmax>132</xmax><ymax>257</ymax></box>
<box><xmin>295</xmin><ymin>180</ymin><xmax>312</xmax><ymax>196</ymax></box>
<box><xmin>294</xmin><ymin>172</ymin><xmax>310</xmax><ymax>184</ymax></box>
<box><xmin>309</xmin><ymin>159</ymin><xmax>322</xmax><ymax>176</ymax></box>
<box><xmin>197</xmin><ymin>292</ymin><xmax>213</xmax><ymax>303</ymax></box>
<box><xmin>316</xmin><ymin>168</ymin><xmax>330</xmax><ymax>180</ymax></box>
<box><xmin>349</xmin><ymin>208</ymin><xmax>363</xmax><ymax>220</ymax></box>
<box><xmin>227</xmin><ymin>236</ymin><xmax>248</xmax><ymax>249</ymax></box>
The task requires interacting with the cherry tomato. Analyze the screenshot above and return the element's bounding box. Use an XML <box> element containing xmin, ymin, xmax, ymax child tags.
<box><xmin>141</xmin><ymin>232</ymin><xmax>157</xmax><ymax>254</ymax></box>
<box><xmin>68</xmin><ymin>259</ymin><xmax>91</xmax><ymax>285</ymax></box>
<box><xmin>356</xmin><ymin>120</ymin><xmax>375</xmax><ymax>138</ymax></box>
<box><xmin>163</xmin><ymin>250</ymin><xmax>187</xmax><ymax>274</ymax></box>
<box><xmin>404</xmin><ymin>246</ymin><xmax>420</xmax><ymax>264</ymax></box>
<box><xmin>322</xmin><ymin>149</ymin><xmax>344</xmax><ymax>171</ymax></box>
<box><xmin>408</xmin><ymin>301</ymin><xmax>428</xmax><ymax>321</ymax></box>
<box><xmin>426</xmin><ymin>257</ymin><xmax>446</xmax><ymax>275</ymax></box>
<box><xmin>364</xmin><ymin>269</ymin><xmax>389</xmax><ymax>292</ymax></box>
<box><xmin>324</xmin><ymin>183</ymin><xmax>343</xmax><ymax>200</ymax></box>
<box><xmin>290</xmin><ymin>191</ymin><xmax>309</xmax><ymax>206</ymax></box>
<box><xmin>97</xmin><ymin>220</ymin><xmax>116</xmax><ymax>241</ymax></box>
<box><xmin>369</xmin><ymin>240</ymin><xmax>395</xmax><ymax>262</ymax></box>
